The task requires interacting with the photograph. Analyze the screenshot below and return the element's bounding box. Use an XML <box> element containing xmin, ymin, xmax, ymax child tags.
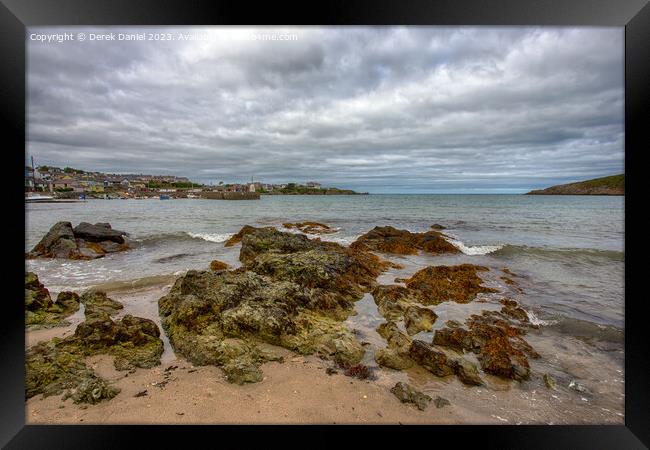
<box><xmin>23</xmin><ymin>25</ymin><xmax>626</xmax><ymax>426</ymax></box>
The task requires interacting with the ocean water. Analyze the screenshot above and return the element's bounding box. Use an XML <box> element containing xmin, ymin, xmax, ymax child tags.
<box><xmin>25</xmin><ymin>194</ymin><xmax>624</xmax><ymax>331</ymax></box>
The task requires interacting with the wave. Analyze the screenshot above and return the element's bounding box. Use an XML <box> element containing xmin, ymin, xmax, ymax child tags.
<box><xmin>132</xmin><ymin>231</ymin><xmax>233</xmax><ymax>246</ymax></box>
<box><xmin>444</xmin><ymin>236</ymin><xmax>504</xmax><ymax>255</ymax></box>
<box><xmin>186</xmin><ymin>232</ymin><xmax>232</xmax><ymax>243</ymax></box>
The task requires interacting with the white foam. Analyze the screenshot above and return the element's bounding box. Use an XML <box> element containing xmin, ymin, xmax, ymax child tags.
<box><xmin>447</xmin><ymin>238</ymin><xmax>504</xmax><ymax>255</ymax></box>
<box><xmin>186</xmin><ymin>232</ymin><xmax>232</xmax><ymax>243</ymax></box>
<box><xmin>526</xmin><ymin>310</ymin><xmax>557</xmax><ymax>327</ymax></box>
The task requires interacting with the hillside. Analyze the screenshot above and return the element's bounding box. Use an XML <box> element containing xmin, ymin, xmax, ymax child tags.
<box><xmin>526</xmin><ymin>174</ymin><xmax>624</xmax><ymax>196</ymax></box>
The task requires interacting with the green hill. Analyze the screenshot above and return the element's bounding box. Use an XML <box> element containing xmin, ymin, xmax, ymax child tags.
<box><xmin>526</xmin><ymin>174</ymin><xmax>624</xmax><ymax>195</ymax></box>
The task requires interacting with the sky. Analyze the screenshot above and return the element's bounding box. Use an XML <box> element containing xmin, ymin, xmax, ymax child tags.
<box><xmin>27</xmin><ymin>26</ymin><xmax>624</xmax><ymax>193</ymax></box>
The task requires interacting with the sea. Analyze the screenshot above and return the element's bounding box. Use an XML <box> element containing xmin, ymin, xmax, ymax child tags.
<box><xmin>25</xmin><ymin>194</ymin><xmax>625</xmax><ymax>423</ymax></box>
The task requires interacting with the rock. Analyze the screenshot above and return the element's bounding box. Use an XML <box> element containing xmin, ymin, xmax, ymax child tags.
<box><xmin>55</xmin><ymin>291</ymin><xmax>80</xmax><ymax>314</ymax></box>
<box><xmin>408</xmin><ymin>340</ymin><xmax>454</xmax><ymax>377</ymax></box>
<box><xmin>376</xmin><ymin>321</ymin><xmax>412</xmax><ymax>351</ymax></box>
<box><xmin>543</xmin><ymin>373</ymin><xmax>556</xmax><ymax>390</ymax></box>
<box><xmin>25</xmin><ymin>310</ymin><xmax>161</xmax><ymax>404</ymax></box>
<box><xmin>390</xmin><ymin>382</ymin><xmax>431</xmax><ymax>411</ymax></box>
<box><xmin>65</xmin><ymin>376</ymin><xmax>120</xmax><ymax>405</ymax></box>
<box><xmin>430</xmin><ymin>224</ymin><xmax>446</xmax><ymax>230</ymax></box>
<box><xmin>408</xmin><ymin>340</ymin><xmax>484</xmax><ymax>386</ymax></box>
<box><xmin>27</xmin><ymin>221</ymin><xmax>130</xmax><ymax>259</ymax></box>
<box><xmin>224</xmin><ymin>225</ymin><xmax>270</xmax><ymax>247</ymax></box>
<box><xmin>25</xmin><ymin>272</ymin><xmax>52</xmax><ymax>311</ymax></box>
<box><xmin>29</xmin><ymin>221</ymin><xmax>75</xmax><ymax>257</ymax></box>
<box><xmin>433</xmin><ymin>396</ymin><xmax>450</xmax><ymax>408</ymax></box>
<box><xmin>351</xmin><ymin>226</ymin><xmax>459</xmax><ymax>256</ymax></box>
<box><xmin>209</xmin><ymin>260</ymin><xmax>229</xmax><ymax>271</ymax></box>
<box><xmin>433</xmin><ymin>327</ymin><xmax>475</xmax><ymax>353</ymax></box>
<box><xmin>342</xmin><ymin>363</ymin><xmax>376</xmax><ymax>380</ymax></box>
<box><xmin>568</xmin><ymin>380</ymin><xmax>591</xmax><ymax>395</ymax></box>
<box><xmin>80</xmin><ymin>291</ymin><xmax>124</xmax><ymax>318</ymax></box>
<box><xmin>404</xmin><ymin>305</ymin><xmax>437</xmax><ymax>335</ymax></box>
<box><xmin>282</xmin><ymin>222</ymin><xmax>337</xmax><ymax>234</ymax></box>
<box><xmin>375</xmin><ymin>347</ymin><xmax>413</xmax><ymax>370</ymax></box>
<box><xmin>159</xmin><ymin>269</ymin><xmax>365</xmax><ymax>384</ymax></box>
<box><xmin>25</xmin><ymin>273</ymin><xmax>79</xmax><ymax>329</ymax></box>
<box><xmin>448</xmin><ymin>356</ymin><xmax>484</xmax><ymax>386</ymax></box>
<box><xmin>72</xmin><ymin>222</ymin><xmax>126</xmax><ymax>244</ymax></box>
<box><xmin>404</xmin><ymin>264</ymin><xmax>499</xmax><ymax>305</ymax></box>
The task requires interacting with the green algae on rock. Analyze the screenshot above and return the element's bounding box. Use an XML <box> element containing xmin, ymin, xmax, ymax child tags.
<box><xmin>26</xmin><ymin>312</ymin><xmax>163</xmax><ymax>403</ymax></box>
<box><xmin>81</xmin><ymin>290</ymin><xmax>124</xmax><ymax>318</ymax></box>
<box><xmin>390</xmin><ymin>382</ymin><xmax>432</xmax><ymax>411</ymax></box>
<box><xmin>159</xmin><ymin>226</ymin><xmax>394</xmax><ymax>384</ymax></box>
<box><xmin>25</xmin><ymin>272</ymin><xmax>80</xmax><ymax>329</ymax></box>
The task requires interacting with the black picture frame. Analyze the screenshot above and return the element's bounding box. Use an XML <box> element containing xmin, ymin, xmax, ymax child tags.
<box><xmin>1</xmin><ymin>0</ymin><xmax>647</xmax><ymax>447</ymax></box>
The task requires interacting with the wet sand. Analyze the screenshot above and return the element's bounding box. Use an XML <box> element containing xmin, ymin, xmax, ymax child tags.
<box><xmin>26</xmin><ymin>269</ymin><xmax>624</xmax><ymax>425</ymax></box>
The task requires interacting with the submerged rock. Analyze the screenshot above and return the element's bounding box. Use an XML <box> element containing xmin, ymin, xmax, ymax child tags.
<box><xmin>375</xmin><ymin>347</ymin><xmax>413</xmax><ymax>370</ymax></box>
<box><xmin>404</xmin><ymin>305</ymin><xmax>438</xmax><ymax>335</ymax></box>
<box><xmin>433</xmin><ymin>396</ymin><xmax>451</xmax><ymax>408</ymax></box>
<box><xmin>25</xmin><ymin>272</ymin><xmax>80</xmax><ymax>329</ymax></box>
<box><xmin>351</xmin><ymin>225</ymin><xmax>459</xmax><ymax>255</ymax></box>
<box><xmin>390</xmin><ymin>382</ymin><xmax>432</xmax><ymax>411</ymax></box>
<box><xmin>26</xmin><ymin>221</ymin><xmax>130</xmax><ymax>259</ymax></box>
<box><xmin>282</xmin><ymin>221</ymin><xmax>337</xmax><ymax>234</ymax></box>
<box><xmin>26</xmin><ymin>313</ymin><xmax>162</xmax><ymax>403</ymax></box>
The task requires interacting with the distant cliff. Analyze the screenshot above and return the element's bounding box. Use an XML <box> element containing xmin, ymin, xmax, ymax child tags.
<box><xmin>526</xmin><ymin>174</ymin><xmax>624</xmax><ymax>196</ymax></box>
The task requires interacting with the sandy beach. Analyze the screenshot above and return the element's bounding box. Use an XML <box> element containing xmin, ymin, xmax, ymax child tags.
<box><xmin>25</xmin><ymin>281</ymin><xmax>623</xmax><ymax>425</ymax></box>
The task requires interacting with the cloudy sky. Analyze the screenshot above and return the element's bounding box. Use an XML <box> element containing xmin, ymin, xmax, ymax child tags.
<box><xmin>27</xmin><ymin>26</ymin><xmax>624</xmax><ymax>193</ymax></box>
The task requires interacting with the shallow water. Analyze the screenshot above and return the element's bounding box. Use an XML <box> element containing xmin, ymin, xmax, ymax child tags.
<box><xmin>25</xmin><ymin>194</ymin><xmax>624</xmax><ymax>423</ymax></box>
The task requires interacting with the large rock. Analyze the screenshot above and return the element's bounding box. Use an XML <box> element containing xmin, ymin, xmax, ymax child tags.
<box><xmin>159</xmin><ymin>227</ymin><xmax>393</xmax><ymax>384</ymax></box>
<box><xmin>72</xmin><ymin>222</ymin><xmax>127</xmax><ymax>244</ymax></box>
<box><xmin>27</xmin><ymin>222</ymin><xmax>130</xmax><ymax>259</ymax></box>
<box><xmin>351</xmin><ymin>226</ymin><xmax>459</xmax><ymax>255</ymax></box>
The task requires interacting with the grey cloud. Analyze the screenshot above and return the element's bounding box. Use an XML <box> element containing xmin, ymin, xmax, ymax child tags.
<box><xmin>27</xmin><ymin>26</ymin><xmax>624</xmax><ymax>193</ymax></box>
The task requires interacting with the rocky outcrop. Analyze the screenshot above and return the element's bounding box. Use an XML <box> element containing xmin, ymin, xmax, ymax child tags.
<box><xmin>385</xmin><ymin>264</ymin><xmax>499</xmax><ymax>306</ymax></box>
<box><xmin>26</xmin><ymin>312</ymin><xmax>163</xmax><ymax>403</ymax></box>
<box><xmin>351</xmin><ymin>226</ymin><xmax>459</xmax><ymax>255</ymax></box>
<box><xmin>25</xmin><ymin>272</ymin><xmax>80</xmax><ymax>329</ymax></box>
<box><xmin>526</xmin><ymin>174</ymin><xmax>624</xmax><ymax>196</ymax></box>
<box><xmin>159</xmin><ymin>226</ymin><xmax>394</xmax><ymax>384</ymax></box>
<box><xmin>390</xmin><ymin>382</ymin><xmax>432</xmax><ymax>410</ymax></box>
<box><xmin>26</xmin><ymin>222</ymin><xmax>130</xmax><ymax>260</ymax></box>
<box><xmin>282</xmin><ymin>222</ymin><xmax>337</xmax><ymax>234</ymax></box>
<box><xmin>431</xmin><ymin>303</ymin><xmax>539</xmax><ymax>381</ymax></box>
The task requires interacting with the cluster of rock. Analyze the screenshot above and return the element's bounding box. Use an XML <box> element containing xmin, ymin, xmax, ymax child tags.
<box><xmin>373</xmin><ymin>297</ymin><xmax>538</xmax><ymax>384</ymax></box>
<box><xmin>26</xmin><ymin>290</ymin><xmax>163</xmax><ymax>404</ymax></box>
<box><xmin>25</xmin><ymin>272</ymin><xmax>80</xmax><ymax>329</ymax></box>
<box><xmin>26</xmin><ymin>222</ymin><xmax>130</xmax><ymax>260</ymax></box>
<box><xmin>350</xmin><ymin>225</ymin><xmax>459</xmax><ymax>255</ymax></box>
<box><xmin>282</xmin><ymin>221</ymin><xmax>337</xmax><ymax>234</ymax></box>
<box><xmin>159</xmin><ymin>226</ymin><xmax>394</xmax><ymax>384</ymax></box>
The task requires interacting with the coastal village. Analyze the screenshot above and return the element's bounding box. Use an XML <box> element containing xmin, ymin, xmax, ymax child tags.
<box><xmin>25</xmin><ymin>164</ymin><xmax>360</xmax><ymax>200</ymax></box>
